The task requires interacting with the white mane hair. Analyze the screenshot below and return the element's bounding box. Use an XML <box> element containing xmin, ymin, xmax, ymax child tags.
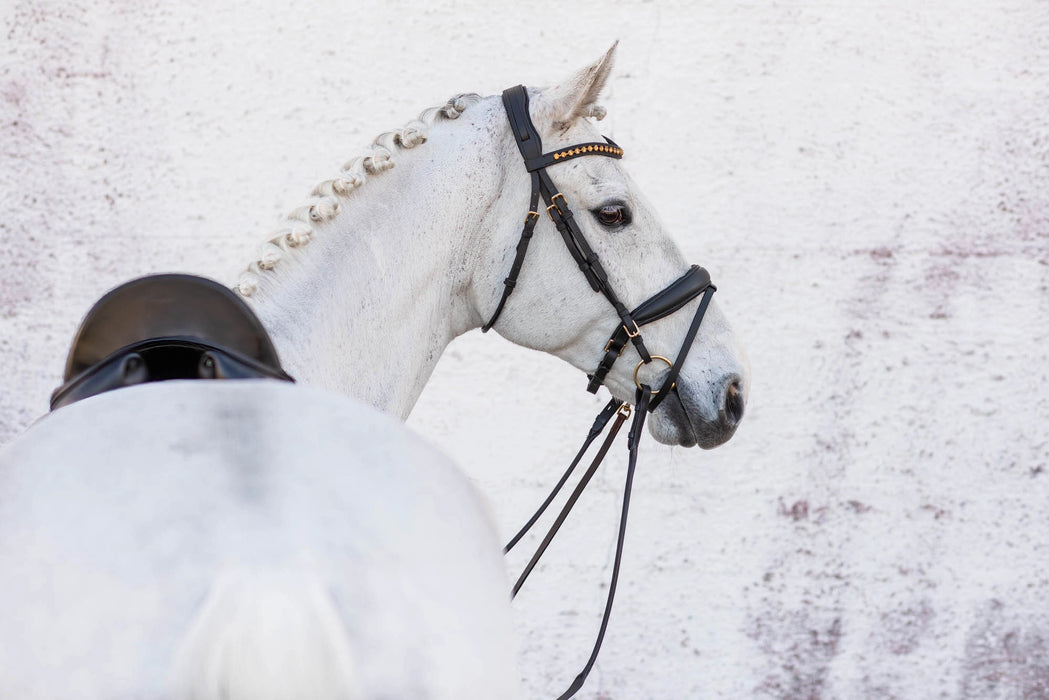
<box><xmin>234</xmin><ymin>91</ymin><xmax>607</xmax><ymax>297</ymax></box>
<box><xmin>234</xmin><ymin>93</ymin><xmax>485</xmax><ymax>297</ymax></box>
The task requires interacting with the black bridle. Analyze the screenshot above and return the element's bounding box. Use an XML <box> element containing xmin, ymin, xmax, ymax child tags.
<box><xmin>484</xmin><ymin>85</ymin><xmax>716</xmax><ymax>410</ymax></box>
<box><xmin>485</xmin><ymin>86</ymin><xmax>718</xmax><ymax>698</ymax></box>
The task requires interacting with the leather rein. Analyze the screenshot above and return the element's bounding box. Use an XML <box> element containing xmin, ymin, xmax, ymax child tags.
<box><xmin>485</xmin><ymin>85</ymin><xmax>717</xmax><ymax>698</ymax></box>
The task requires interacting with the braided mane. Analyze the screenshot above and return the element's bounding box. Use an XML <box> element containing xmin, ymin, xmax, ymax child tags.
<box><xmin>235</xmin><ymin>93</ymin><xmax>484</xmax><ymax>296</ymax></box>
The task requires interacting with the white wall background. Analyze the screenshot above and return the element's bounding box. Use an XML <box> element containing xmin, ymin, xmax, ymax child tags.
<box><xmin>3</xmin><ymin>1</ymin><xmax>1048</xmax><ymax>698</ymax></box>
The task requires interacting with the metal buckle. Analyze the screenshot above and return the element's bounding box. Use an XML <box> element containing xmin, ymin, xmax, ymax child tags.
<box><xmin>603</xmin><ymin>338</ymin><xmax>628</xmax><ymax>357</ymax></box>
<box><xmin>634</xmin><ymin>356</ymin><xmax>673</xmax><ymax>393</ymax></box>
<box><xmin>525</xmin><ymin>211</ymin><xmax>540</xmax><ymax>224</ymax></box>
<box><xmin>546</xmin><ymin>192</ymin><xmax>567</xmax><ymax>219</ymax></box>
<box><xmin>617</xmin><ymin>403</ymin><xmax>632</xmax><ymax>418</ymax></box>
<box><xmin>623</xmin><ymin>319</ymin><xmax>641</xmax><ymax>338</ymax></box>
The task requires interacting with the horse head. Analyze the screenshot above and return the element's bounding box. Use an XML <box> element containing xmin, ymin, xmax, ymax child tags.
<box><xmin>467</xmin><ymin>45</ymin><xmax>749</xmax><ymax>448</ymax></box>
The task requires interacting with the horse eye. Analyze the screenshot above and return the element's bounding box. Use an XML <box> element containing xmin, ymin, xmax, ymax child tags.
<box><xmin>593</xmin><ymin>204</ymin><xmax>630</xmax><ymax>228</ymax></box>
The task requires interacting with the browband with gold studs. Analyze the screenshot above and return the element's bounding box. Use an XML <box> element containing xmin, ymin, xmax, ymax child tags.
<box><xmin>524</xmin><ymin>138</ymin><xmax>624</xmax><ymax>172</ymax></box>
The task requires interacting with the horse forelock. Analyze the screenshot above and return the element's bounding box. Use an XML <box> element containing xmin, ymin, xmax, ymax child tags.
<box><xmin>235</xmin><ymin>92</ymin><xmax>484</xmax><ymax>297</ymax></box>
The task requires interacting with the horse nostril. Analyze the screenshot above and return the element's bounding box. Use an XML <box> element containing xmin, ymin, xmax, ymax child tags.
<box><xmin>723</xmin><ymin>379</ymin><xmax>745</xmax><ymax>427</ymax></box>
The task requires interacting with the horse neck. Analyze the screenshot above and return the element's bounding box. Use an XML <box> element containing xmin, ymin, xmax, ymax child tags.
<box><xmin>243</xmin><ymin>107</ymin><xmax>508</xmax><ymax>418</ymax></box>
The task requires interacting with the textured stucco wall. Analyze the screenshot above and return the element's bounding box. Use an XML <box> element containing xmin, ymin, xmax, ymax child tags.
<box><xmin>3</xmin><ymin>1</ymin><xmax>1049</xmax><ymax>698</ymax></box>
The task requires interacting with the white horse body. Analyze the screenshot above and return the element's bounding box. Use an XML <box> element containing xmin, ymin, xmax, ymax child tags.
<box><xmin>0</xmin><ymin>381</ymin><xmax>518</xmax><ymax>699</ymax></box>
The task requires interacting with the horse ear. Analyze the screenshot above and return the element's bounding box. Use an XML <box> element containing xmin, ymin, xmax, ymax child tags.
<box><xmin>536</xmin><ymin>42</ymin><xmax>617</xmax><ymax>130</ymax></box>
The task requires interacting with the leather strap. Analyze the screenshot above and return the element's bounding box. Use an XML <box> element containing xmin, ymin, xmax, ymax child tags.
<box><xmin>507</xmin><ymin>388</ymin><xmax>653</xmax><ymax>700</ymax></box>
<box><xmin>556</xmin><ymin>386</ymin><xmax>651</xmax><ymax>700</ymax></box>
<box><xmin>503</xmin><ymin>398</ymin><xmax>623</xmax><ymax>554</ymax></box>
<box><xmin>50</xmin><ymin>337</ymin><xmax>294</xmax><ymax>410</ymax></box>
<box><xmin>510</xmin><ymin>401</ymin><xmax>630</xmax><ymax>598</ymax></box>
<box><xmin>525</xmin><ymin>137</ymin><xmax>622</xmax><ymax>172</ymax></box>
<box><xmin>482</xmin><ymin>170</ymin><xmax>542</xmax><ymax>333</ymax></box>
<box><xmin>647</xmin><ymin>285</ymin><xmax>716</xmax><ymax>411</ymax></box>
<box><xmin>631</xmin><ymin>265</ymin><xmax>712</xmax><ymax>326</ymax></box>
<box><xmin>483</xmin><ymin>86</ymin><xmax>641</xmax><ymax>349</ymax></box>
<box><xmin>587</xmin><ymin>266</ymin><xmax>713</xmax><ymax>394</ymax></box>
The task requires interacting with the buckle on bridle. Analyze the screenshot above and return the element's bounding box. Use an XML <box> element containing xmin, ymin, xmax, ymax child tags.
<box><xmin>546</xmin><ymin>192</ymin><xmax>567</xmax><ymax>219</ymax></box>
<box><xmin>525</xmin><ymin>211</ymin><xmax>540</xmax><ymax>224</ymax></box>
<box><xmin>603</xmin><ymin>337</ymin><xmax>629</xmax><ymax>357</ymax></box>
<box><xmin>623</xmin><ymin>319</ymin><xmax>641</xmax><ymax>338</ymax></box>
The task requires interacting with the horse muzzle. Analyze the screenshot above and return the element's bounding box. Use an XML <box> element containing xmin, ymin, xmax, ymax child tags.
<box><xmin>649</xmin><ymin>371</ymin><xmax>746</xmax><ymax>448</ymax></box>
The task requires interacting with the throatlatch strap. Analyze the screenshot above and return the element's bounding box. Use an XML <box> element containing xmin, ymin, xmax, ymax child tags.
<box><xmin>482</xmin><ymin>170</ymin><xmax>542</xmax><ymax>333</ymax></box>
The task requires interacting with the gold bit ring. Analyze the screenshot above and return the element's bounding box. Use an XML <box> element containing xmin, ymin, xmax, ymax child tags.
<box><xmin>634</xmin><ymin>356</ymin><xmax>674</xmax><ymax>393</ymax></box>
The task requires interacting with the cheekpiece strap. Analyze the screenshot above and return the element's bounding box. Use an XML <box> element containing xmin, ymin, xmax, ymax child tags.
<box><xmin>484</xmin><ymin>85</ymin><xmax>631</xmax><ymax>333</ymax></box>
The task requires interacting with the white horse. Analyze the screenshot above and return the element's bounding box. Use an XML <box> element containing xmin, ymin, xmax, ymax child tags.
<box><xmin>0</xmin><ymin>382</ymin><xmax>519</xmax><ymax>699</ymax></box>
<box><xmin>0</xmin><ymin>46</ymin><xmax>749</xmax><ymax>697</ymax></box>
<box><xmin>236</xmin><ymin>44</ymin><xmax>749</xmax><ymax>446</ymax></box>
